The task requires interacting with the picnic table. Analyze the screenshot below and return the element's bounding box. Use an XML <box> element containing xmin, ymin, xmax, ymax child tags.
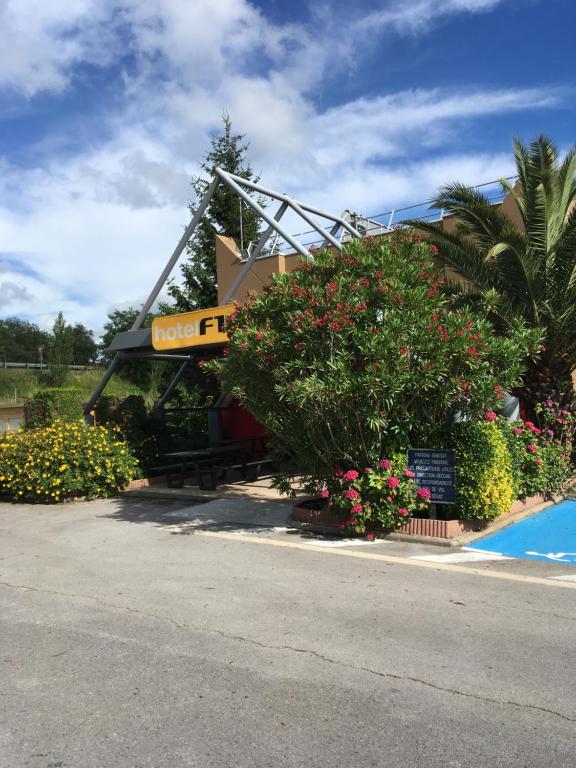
<box><xmin>162</xmin><ymin>445</ymin><xmax>243</xmax><ymax>489</ymax></box>
<box><xmin>154</xmin><ymin>435</ymin><xmax>272</xmax><ymax>490</ymax></box>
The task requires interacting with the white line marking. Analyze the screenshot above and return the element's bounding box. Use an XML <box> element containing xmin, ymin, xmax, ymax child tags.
<box><xmin>410</xmin><ymin>552</ymin><xmax>512</xmax><ymax>563</ymax></box>
<box><xmin>462</xmin><ymin>547</ymin><xmax>505</xmax><ymax>556</ymax></box>
<box><xmin>304</xmin><ymin>538</ymin><xmax>379</xmax><ymax>548</ymax></box>
<box><xmin>191</xmin><ymin>531</ymin><xmax>576</xmax><ymax>590</ymax></box>
<box><xmin>549</xmin><ymin>574</ymin><xmax>576</xmax><ymax>582</ymax></box>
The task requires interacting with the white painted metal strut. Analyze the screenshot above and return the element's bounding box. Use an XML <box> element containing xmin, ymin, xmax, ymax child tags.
<box><xmin>220</xmin><ymin>170</ymin><xmax>362</xmax><ymax>240</ymax></box>
<box><xmin>222</xmin><ymin>201</ymin><xmax>289</xmax><ymax>305</ymax></box>
<box><xmin>212</xmin><ymin>168</ymin><xmax>311</xmax><ymax>260</ymax></box>
<box><xmin>85</xmin><ymin>169</ymin><xmax>363</xmax><ymax>417</ymax></box>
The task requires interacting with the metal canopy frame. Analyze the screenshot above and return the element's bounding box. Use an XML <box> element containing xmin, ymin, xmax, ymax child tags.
<box><xmin>84</xmin><ymin>168</ymin><xmax>362</xmax><ymax>418</ymax></box>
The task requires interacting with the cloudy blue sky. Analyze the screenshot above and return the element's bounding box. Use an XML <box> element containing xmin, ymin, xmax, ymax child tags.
<box><xmin>0</xmin><ymin>0</ymin><xmax>574</xmax><ymax>334</ymax></box>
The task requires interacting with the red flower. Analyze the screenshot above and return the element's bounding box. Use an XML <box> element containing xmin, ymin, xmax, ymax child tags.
<box><xmin>404</xmin><ymin>469</ymin><xmax>415</xmax><ymax>478</ymax></box>
<box><xmin>342</xmin><ymin>488</ymin><xmax>359</xmax><ymax>500</ymax></box>
<box><xmin>379</xmin><ymin>459</ymin><xmax>392</xmax><ymax>469</ymax></box>
<box><xmin>351</xmin><ymin>503</ymin><xmax>363</xmax><ymax>514</ymax></box>
<box><xmin>320</xmin><ymin>488</ymin><xmax>329</xmax><ymax>498</ymax></box>
<box><xmin>343</xmin><ymin>470</ymin><xmax>359</xmax><ymax>481</ymax></box>
<box><xmin>485</xmin><ymin>411</ymin><xmax>497</xmax><ymax>422</ymax></box>
<box><xmin>387</xmin><ymin>476</ymin><xmax>400</xmax><ymax>488</ymax></box>
<box><xmin>398</xmin><ymin>508</ymin><xmax>409</xmax><ymax>516</ymax></box>
<box><xmin>416</xmin><ymin>487</ymin><xmax>431</xmax><ymax>500</ymax></box>
<box><xmin>365</xmin><ymin>532</ymin><xmax>376</xmax><ymax>541</ymax></box>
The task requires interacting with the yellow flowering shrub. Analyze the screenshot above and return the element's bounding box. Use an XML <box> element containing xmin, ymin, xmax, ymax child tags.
<box><xmin>452</xmin><ymin>421</ymin><xmax>514</xmax><ymax>521</ymax></box>
<box><xmin>0</xmin><ymin>420</ymin><xmax>140</xmax><ymax>503</ymax></box>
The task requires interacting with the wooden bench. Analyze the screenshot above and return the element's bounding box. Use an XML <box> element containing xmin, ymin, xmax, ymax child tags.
<box><xmin>198</xmin><ymin>457</ymin><xmax>274</xmax><ymax>490</ymax></box>
<box><xmin>149</xmin><ymin>463</ymin><xmax>188</xmax><ymax>488</ymax></box>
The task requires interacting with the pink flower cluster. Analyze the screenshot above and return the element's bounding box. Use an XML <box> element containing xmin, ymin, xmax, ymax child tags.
<box><xmin>327</xmin><ymin>456</ymin><xmax>432</xmax><ymax>538</ymax></box>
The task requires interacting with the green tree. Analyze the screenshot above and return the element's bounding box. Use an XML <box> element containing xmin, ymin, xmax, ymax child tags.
<box><xmin>71</xmin><ymin>324</ymin><xmax>98</xmax><ymax>365</ymax></box>
<box><xmin>46</xmin><ymin>312</ymin><xmax>74</xmax><ymax>386</ymax></box>
<box><xmin>408</xmin><ymin>134</ymin><xmax>576</xmax><ymax>408</ymax></box>
<box><xmin>0</xmin><ymin>318</ymin><xmax>49</xmax><ymax>363</ymax></box>
<box><xmin>163</xmin><ymin>114</ymin><xmax>263</xmax><ymax>312</ymax></box>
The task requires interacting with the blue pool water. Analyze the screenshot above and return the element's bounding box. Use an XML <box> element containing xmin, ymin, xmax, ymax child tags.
<box><xmin>466</xmin><ymin>499</ymin><xmax>576</xmax><ymax>565</ymax></box>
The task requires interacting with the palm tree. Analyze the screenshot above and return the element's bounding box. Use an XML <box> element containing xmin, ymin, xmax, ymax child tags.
<box><xmin>408</xmin><ymin>134</ymin><xmax>576</xmax><ymax>409</ymax></box>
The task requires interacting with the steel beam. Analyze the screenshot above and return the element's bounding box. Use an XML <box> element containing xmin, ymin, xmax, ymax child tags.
<box><xmin>220</xmin><ymin>170</ymin><xmax>363</xmax><ymax>240</ymax></box>
<box><xmin>131</xmin><ymin>176</ymin><xmax>220</xmax><ymax>331</ymax></box>
<box><xmin>289</xmin><ymin>199</ymin><xmax>342</xmax><ymax>250</ymax></box>
<box><xmin>153</xmin><ymin>360</ymin><xmax>190</xmax><ymax>413</ymax></box>
<box><xmin>83</xmin><ymin>352</ymin><xmax>123</xmax><ymax>418</ymax></box>
<box><xmin>120</xmin><ymin>352</ymin><xmax>195</xmax><ymax>362</ymax></box>
<box><xmin>213</xmin><ymin>168</ymin><xmax>311</xmax><ymax>260</ymax></box>
<box><xmin>222</xmin><ymin>201</ymin><xmax>289</xmax><ymax>304</ymax></box>
<box><xmin>320</xmin><ymin>221</ymin><xmax>341</xmax><ymax>248</ymax></box>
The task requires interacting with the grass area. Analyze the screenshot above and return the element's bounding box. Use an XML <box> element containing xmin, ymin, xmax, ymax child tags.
<box><xmin>0</xmin><ymin>368</ymin><xmax>145</xmax><ymax>404</ymax></box>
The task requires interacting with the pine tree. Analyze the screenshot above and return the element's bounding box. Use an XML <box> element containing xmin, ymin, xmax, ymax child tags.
<box><xmin>164</xmin><ymin>114</ymin><xmax>264</xmax><ymax>312</ymax></box>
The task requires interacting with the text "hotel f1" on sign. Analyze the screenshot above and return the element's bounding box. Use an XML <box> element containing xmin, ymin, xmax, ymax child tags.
<box><xmin>152</xmin><ymin>305</ymin><xmax>235</xmax><ymax>350</ymax></box>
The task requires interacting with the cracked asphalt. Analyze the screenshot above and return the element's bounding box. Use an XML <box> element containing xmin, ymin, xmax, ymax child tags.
<box><xmin>1</xmin><ymin>496</ymin><xmax>575</xmax><ymax>767</ymax></box>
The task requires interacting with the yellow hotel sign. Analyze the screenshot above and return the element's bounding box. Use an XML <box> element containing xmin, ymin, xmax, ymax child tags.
<box><xmin>152</xmin><ymin>305</ymin><xmax>234</xmax><ymax>350</ymax></box>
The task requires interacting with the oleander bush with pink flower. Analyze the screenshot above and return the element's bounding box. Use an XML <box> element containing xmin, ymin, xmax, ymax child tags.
<box><xmin>207</xmin><ymin>235</ymin><xmax>542</xmax><ymax>533</ymax></box>
<box><xmin>501</xmin><ymin>400</ymin><xmax>575</xmax><ymax>499</ymax></box>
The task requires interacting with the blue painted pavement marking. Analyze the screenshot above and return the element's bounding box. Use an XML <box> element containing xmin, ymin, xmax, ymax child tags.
<box><xmin>465</xmin><ymin>499</ymin><xmax>576</xmax><ymax>565</ymax></box>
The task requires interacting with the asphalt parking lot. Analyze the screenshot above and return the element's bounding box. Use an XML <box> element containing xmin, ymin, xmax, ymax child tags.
<box><xmin>1</xmin><ymin>495</ymin><xmax>575</xmax><ymax>767</ymax></box>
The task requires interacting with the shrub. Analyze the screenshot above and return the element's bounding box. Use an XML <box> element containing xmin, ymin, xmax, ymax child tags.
<box><xmin>0</xmin><ymin>420</ymin><xmax>139</xmax><ymax>503</ymax></box>
<box><xmin>95</xmin><ymin>389</ymin><xmax>210</xmax><ymax>473</ymax></box>
<box><xmin>328</xmin><ymin>454</ymin><xmax>431</xmax><ymax>536</ymax></box>
<box><xmin>452</xmin><ymin>419</ymin><xmax>515</xmax><ymax>521</ymax></box>
<box><xmin>24</xmin><ymin>388</ymin><xmax>85</xmax><ymax>428</ymax></box>
<box><xmin>95</xmin><ymin>395</ymin><xmax>169</xmax><ymax>472</ymax></box>
<box><xmin>503</xmin><ymin>400</ymin><xmax>575</xmax><ymax>498</ymax></box>
<box><xmin>209</xmin><ymin>235</ymin><xmax>541</xmax><ymax>495</ymax></box>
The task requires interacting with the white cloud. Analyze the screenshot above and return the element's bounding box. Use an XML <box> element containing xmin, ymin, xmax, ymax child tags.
<box><xmin>354</xmin><ymin>0</ymin><xmax>505</xmax><ymax>35</ymax></box>
<box><xmin>0</xmin><ymin>0</ymin><xmax>562</xmax><ymax>336</ymax></box>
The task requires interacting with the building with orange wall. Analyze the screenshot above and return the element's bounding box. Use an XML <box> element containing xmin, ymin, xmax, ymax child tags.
<box><xmin>215</xmin><ymin>186</ymin><xmax>524</xmax><ymax>304</ymax></box>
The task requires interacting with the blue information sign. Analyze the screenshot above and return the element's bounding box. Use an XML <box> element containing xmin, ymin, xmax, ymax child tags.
<box><xmin>407</xmin><ymin>449</ymin><xmax>456</xmax><ymax>504</ymax></box>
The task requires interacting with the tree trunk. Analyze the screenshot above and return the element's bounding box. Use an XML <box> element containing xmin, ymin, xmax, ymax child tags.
<box><xmin>516</xmin><ymin>357</ymin><xmax>575</xmax><ymax>418</ymax></box>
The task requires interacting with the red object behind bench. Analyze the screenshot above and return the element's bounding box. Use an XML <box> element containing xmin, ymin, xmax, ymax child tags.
<box><xmin>220</xmin><ymin>399</ymin><xmax>267</xmax><ymax>444</ymax></box>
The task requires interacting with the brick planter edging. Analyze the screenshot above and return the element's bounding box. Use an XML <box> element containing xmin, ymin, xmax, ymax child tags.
<box><xmin>292</xmin><ymin>492</ymin><xmax>550</xmax><ymax>540</ymax></box>
<box><xmin>126</xmin><ymin>476</ymin><xmax>166</xmax><ymax>490</ymax></box>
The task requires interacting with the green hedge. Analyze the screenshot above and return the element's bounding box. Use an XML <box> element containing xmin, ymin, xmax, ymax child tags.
<box><xmin>451</xmin><ymin>421</ymin><xmax>515</xmax><ymax>521</ymax></box>
<box><xmin>95</xmin><ymin>395</ymin><xmax>167</xmax><ymax>472</ymax></box>
<box><xmin>24</xmin><ymin>388</ymin><xmax>85</xmax><ymax>429</ymax></box>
